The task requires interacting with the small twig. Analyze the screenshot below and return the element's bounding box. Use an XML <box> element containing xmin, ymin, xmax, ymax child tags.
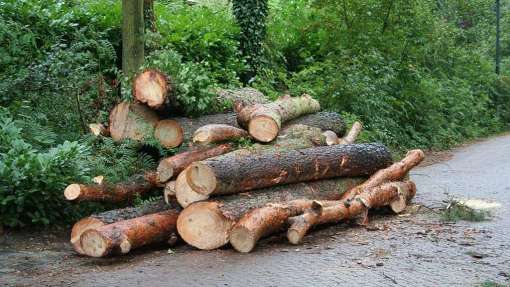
<box><xmin>382</xmin><ymin>272</ymin><xmax>397</xmax><ymax>284</ymax></box>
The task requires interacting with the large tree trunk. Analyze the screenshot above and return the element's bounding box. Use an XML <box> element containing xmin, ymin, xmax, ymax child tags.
<box><xmin>287</xmin><ymin>181</ymin><xmax>417</xmax><ymax>245</ymax></box>
<box><xmin>80</xmin><ymin>208</ymin><xmax>180</xmax><ymax>257</ymax></box>
<box><xmin>64</xmin><ymin>172</ymin><xmax>159</xmax><ymax>203</ymax></box>
<box><xmin>176</xmin><ymin>177</ymin><xmax>365</xmax><ymax>250</ymax></box>
<box><xmin>175</xmin><ymin>124</ymin><xmax>335</xmax><ymax>207</ymax></box>
<box><xmin>340</xmin><ymin>149</ymin><xmax>425</xmax><ymax>201</ymax></box>
<box><xmin>186</xmin><ymin>143</ymin><xmax>392</xmax><ymax>198</ymax></box>
<box><xmin>122</xmin><ymin>0</ymin><xmax>144</xmax><ymax>76</ymax></box>
<box><xmin>109</xmin><ymin>102</ymin><xmax>159</xmax><ymax>142</ymax></box>
<box><xmin>157</xmin><ymin>144</ymin><xmax>233</xmax><ymax>183</ymax></box>
<box><xmin>132</xmin><ymin>69</ymin><xmax>171</xmax><ymax>110</ymax></box>
<box><xmin>236</xmin><ymin>94</ymin><xmax>321</xmax><ymax>142</ymax></box>
<box><xmin>193</xmin><ymin>124</ymin><xmax>249</xmax><ymax>145</ymax></box>
<box><xmin>70</xmin><ymin>200</ymin><xmax>168</xmax><ymax>254</ymax></box>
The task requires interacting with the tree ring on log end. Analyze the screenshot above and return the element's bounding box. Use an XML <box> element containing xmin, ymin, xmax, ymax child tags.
<box><xmin>187</xmin><ymin>163</ymin><xmax>217</xmax><ymax>195</ymax></box>
<box><xmin>154</xmin><ymin>120</ymin><xmax>184</xmax><ymax>148</ymax></box>
<box><xmin>133</xmin><ymin>70</ymin><xmax>169</xmax><ymax>109</ymax></box>
<box><xmin>248</xmin><ymin>115</ymin><xmax>279</xmax><ymax>143</ymax></box>
<box><xmin>70</xmin><ymin>218</ymin><xmax>105</xmax><ymax>254</ymax></box>
<box><xmin>230</xmin><ymin>226</ymin><xmax>256</xmax><ymax>253</ymax></box>
<box><xmin>157</xmin><ymin>160</ymin><xmax>175</xmax><ymax>183</ymax></box>
<box><xmin>64</xmin><ymin>184</ymin><xmax>82</xmax><ymax>201</ymax></box>
<box><xmin>176</xmin><ymin>171</ymin><xmax>209</xmax><ymax>208</ymax></box>
<box><xmin>80</xmin><ymin>229</ymin><xmax>110</xmax><ymax>258</ymax></box>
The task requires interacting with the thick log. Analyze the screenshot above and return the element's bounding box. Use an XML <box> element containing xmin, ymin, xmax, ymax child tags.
<box><xmin>80</xmin><ymin>208</ymin><xmax>180</xmax><ymax>257</ymax></box>
<box><xmin>285</xmin><ymin>112</ymin><xmax>346</xmax><ymax>137</ymax></box>
<box><xmin>70</xmin><ymin>200</ymin><xmax>168</xmax><ymax>254</ymax></box>
<box><xmin>340</xmin><ymin>149</ymin><xmax>425</xmax><ymax>201</ymax></box>
<box><xmin>193</xmin><ymin>124</ymin><xmax>249</xmax><ymax>145</ymax></box>
<box><xmin>215</xmin><ymin>88</ymin><xmax>269</xmax><ymax>110</ymax></box>
<box><xmin>89</xmin><ymin>123</ymin><xmax>110</xmax><ymax>137</ymax></box>
<box><xmin>176</xmin><ymin>125</ymin><xmax>333</xmax><ymax>207</ymax></box>
<box><xmin>236</xmin><ymin>94</ymin><xmax>321</xmax><ymax>142</ymax></box>
<box><xmin>64</xmin><ymin>172</ymin><xmax>159</xmax><ymax>203</ymax></box>
<box><xmin>154</xmin><ymin>119</ymin><xmax>183</xmax><ymax>148</ymax></box>
<box><xmin>157</xmin><ymin>144</ymin><xmax>233</xmax><ymax>183</ymax></box>
<box><xmin>109</xmin><ymin>102</ymin><xmax>159</xmax><ymax>142</ymax></box>
<box><xmin>132</xmin><ymin>69</ymin><xmax>171</xmax><ymax>109</ymax></box>
<box><xmin>187</xmin><ymin>143</ymin><xmax>392</xmax><ymax>198</ymax></box>
<box><xmin>176</xmin><ymin>177</ymin><xmax>365</xmax><ymax>250</ymax></box>
<box><xmin>287</xmin><ymin>181</ymin><xmax>417</xmax><ymax>245</ymax></box>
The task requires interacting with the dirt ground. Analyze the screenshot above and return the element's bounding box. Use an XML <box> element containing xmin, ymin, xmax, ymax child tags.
<box><xmin>1</xmin><ymin>134</ymin><xmax>510</xmax><ymax>287</ymax></box>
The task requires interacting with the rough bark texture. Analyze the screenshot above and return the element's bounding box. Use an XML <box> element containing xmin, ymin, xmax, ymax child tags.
<box><xmin>109</xmin><ymin>102</ymin><xmax>159</xmax><ymax>142</ymax></box>
<box><xmin>193</xmin><ymin>124</ymin><xmax>249</xmax><ymax>145</ymax></box>
<box><xmin>187</xmin><ymin>143</ymin><xmax>392</xmax><ymax>197</ymax></box>
<box><xmin>64</xmin><ymin>173</ymin><xmax>159</xmax><ymax>203</ymax></box>
<box><xmin>176</xmin><ymin>177</ymin><xmax>365</xmax><ymax>250</ymax></box>
<box><xmin>143</xmin><ymin>0</ymin><xmax>157</xmax><ymax>32</ymax></box>
<box><xmin>157</xmin><ymin>144</ymin><xmax>233</xmax><ymax>183</ymax></box>
<box><xmin>285</xmin><ymin>112</ymin><xmax>346</xmax><ymax>137</ymax></box>
<box><xmin>287</xmin><ymin>181</ymin><xmax>417</xmax><ymax>245</ymax></box>
<box><xmin>122</xmin><ymin>0</ymin><xmax>144</xmax><ymax>76</ymax></box>
<box><xmin>132</xmin><ymin>69</ymin><xmax>170</xmax><ymax>109</ymax></box>
<box><xmin>70</xmin><ymin>200</ymin><xmax>168</xmax><ymax>254</ymax></box>
<box><xmin>89</xmin><ymin>123</ymin><xmax>109</xmax><ymax>137</ymax></box>
<box><xmin>340</xmin><ymin>149</ymin><xmax>425</xmax><ymax>201</ymax></box>
<box><xmin>80</xmin><ymin>208</ymin><xmax>180</xmax><ymax>257</ymax></box>
<box><xmin>215</xmin><ymin>88</ymin><xmax>269</xmax><ymax>111</ymax></box>
<box><xmin>236</xmin><ymin>94</ymin><xmax>322</xmax><ymax>142</ymax></box>
<box><xmin>176</xmin><ymin>124</ymin><xmax>332</xmax><ymax>207</ymax></box>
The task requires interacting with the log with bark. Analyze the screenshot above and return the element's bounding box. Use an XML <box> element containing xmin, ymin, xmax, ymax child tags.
<box><xmin>192</xmin><ymin>124</ymin><xmax>249</xmax><ymax>145</ymax></box>
<box><xmin>64</xmin><ymin>172</ymin><xmax>160</xmax><ymax>203</ymax></box>
<box><xmin>70</xmin><ymin>200</ymin><xmax>168</xmax><ymax>254</ymax></box>
<box><xmin>109</xmin><ymin>102</ymin><xmax>159</xmax><ymax>142</ymax></box>
<box><xmin>175</xmin><ymin>124</ymin><xmax>339</xmax><ymax>207</ymax></box>
<box><xmin>132</xmin><ymin>69</ymin><xmax>171</xmax><ymax>110</ymax></box>
<box><xmin>284</xmin><ymin>112</ymin><xmax>346</xmax><ymax>137</ymax></box>
<box><xmin>339</xmin><ymin>149</ymin><xmax>425</xmax><ymax>202</ymax></box>
<box><xmin>236</xmin><ymin>94</ymin><xmax>322</xmax><ymax>142</ymax></box>
<box><xmin>176</xmin><ymin>177</ymin><xmax>365</xmax><ymax>250</ymax></box>
<box><xmin>186</xmin><ymin>143</ymin><xmax>392</xmax><ymax>199</ymax></box>
<box><xmin>338</xmin><ymin>121</ymin><xmax>363</xmax><ymax>145</ymax></box>
<box><xmin>215</xmin><ymin>88</ymin><xmax>269</xmax><ymax>110</ymax></box>
<box><xmin>286</xmin><ymin>181</ymin><xmax>417</xmax><ymax>245</ymax></box>
<box><xmin>156</xmin><ymin>144</ymin><xmax>233</xmax><ymax>183</ymax></box>
<box><xmin>80</xmin><ymin>208</ymin><xmax>180</xmax><ymax>257</ymax></box>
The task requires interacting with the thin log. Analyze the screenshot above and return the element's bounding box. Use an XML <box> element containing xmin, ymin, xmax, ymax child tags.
<box><xmin>176</xmin><ymin>177</ymin><xmax>365</xmax><ymax>250</ymax></box>
<box><xmin>340</xmin><ymin>149</ymin><xmax>425</xmax><ymax>201</ymax></box>
<box><xmin>236</xmin><ymin>94</ymin><xmax>321</xmax><ymax>142</ymax></box>
<box><xmin>187</xmin><ymin>143</ymin><xmax>392</xmax><ymax>197</ymax></box>
<box><xmin>287</xmin><ymin>181</ymin><xmax>417</xmax><ymax>245</ymax></box>
<box><xmin>89</xmin><ymin>123</ymin><xmax>110</xmax><ymax>137</ymax></box>
<box><xmin>132</xmin><ymin>69</ymin><xmax>170</xmax><ymax>109</ymax></box>
<box><xmin>193</xmin><ymin>124</ymin><xmax>249</xmax><ymax>145</ymax></box>
<box><xmin>157</xmin><ymin>144</ymin><xmax>233</xmax><ymax>183</ymax></box>
<box><xmin>338</xmin><ymin>121</ymin><xmax>362</xmax><ymax>145</ymax></box>
<box><xmin>109</xmin><ymin>102</ymin><xmax>159</xmax><ymax>142</ymax></box>
<box><xmin>80</xmin><ymin>208</ymin><xmax>180</xmax><ymax>257</ymax></box>
<box><xmin>70</xmin><ymin>200</ymin><xmax>168</xmax><ymax>254</ymax></box>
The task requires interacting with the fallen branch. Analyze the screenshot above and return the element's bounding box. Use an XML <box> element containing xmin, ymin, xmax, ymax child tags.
<box><xmin>338</xmin><ymin>121</ymin><xmax>363</xmax><ymax>145</ymax></box>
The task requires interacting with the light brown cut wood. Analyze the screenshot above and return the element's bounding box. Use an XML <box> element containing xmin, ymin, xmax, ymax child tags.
<box><xmin>132</xmin><ymin>69</ymin><xmax>170</xmax><ymax>109</ymax></box>
<box><xmin>322</xmin><ymin>130</ymin><xmax>340</xmax><ymax>146</ymax></box>
<box><xmin>157</xmin><ymin>144</ymin><xmax>232</xmax><ymax>183</ymax></box>
<box><xmin>177</xmin><ymin>177</ymin><xmax>365</xmax><ymax>250</ymax></box>
<box><xmin>154</xmin><ymin>119</ymin><xmax>184</xmax><ymax>148</ymax></box>
<box><xmin>338</xmin><ymin>121</ymin><xmax>363</xmax><ymax>145</ymax></box>
<box><xmin>186</xmin><ymin>143</ymin><xmax>392</xmax><ymax>197</ymax></box>
<box><xmin>92</xmin><ymin>176</ymin><xmax>104</xmax><ymax>185</ymax></box>
<box><xmin>340</xmin><ymin>149</ymin><xmax>425</xmax><ymax>201</ymax></box>
<box><xmin>80</xmin><ymin>209</ymin><xmax>180</xmax><ymax>257</ymax></box>
<box><xmin>109</xmin><ymin>102</ymin><xmax>159</xmax><ymax>142</ymax></box>
<box><xmin>236</xmin><ymin>94</ymin><xmax>321</xmax><ymax>142</ymax></box>
<box><xmin>287</xmin><ymin>181</ymin><xmax>416</xmax><ymax>245</ymax></box>
<box><xmin>193</xmin><ymin>124</ymin><xmax>249</xmax><ymax>145</ymax></box>
<box><xmin>89</xmin><ymin>123</ymin><xmax>110</xmax><ymax>137</ymax></box>
<box><xmin>70</xmin><ymin>200</ymin><xmax>168</xmax><ymax>254</ymax></box>
<box><xmin>164</xmin><ymin>181</ymin><xmax>176</xmax><ymax>205</ymax></box>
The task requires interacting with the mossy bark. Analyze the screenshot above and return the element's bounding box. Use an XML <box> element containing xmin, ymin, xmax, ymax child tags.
<box><xmin>122</xmin><ymin>0</ymin><xmax>144</xmax><ymax>76</ymax></box>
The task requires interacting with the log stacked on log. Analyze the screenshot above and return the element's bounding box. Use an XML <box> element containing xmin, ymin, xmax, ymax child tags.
<box><xmin>68</xmin><ymin>69</ymin><xmax>424</xmax><ymax>257</ymax></box>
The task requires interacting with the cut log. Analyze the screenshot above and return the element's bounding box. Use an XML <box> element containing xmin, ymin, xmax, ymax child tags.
<box><xmin>193</xmin><ymin>124</ymin><xmax>249</xmax><ymax>145</ymax></box>
<box><xmin>176</xmin><ymin>177</ymin><xmax>365</xmax><ymax>250</ymax></box>
<box><xmin>154</xmin><ymin>119</ymin><xmax>184</xmax><ymax>148</ymax></box>
<box><xmin>287</xmin><ymin>181</ymin><xmax>417</xmax><ymax>245</ymax></box>
<box><xmin>132</xmin><ymin>69</ymin><xmax>170</xmax><ymax>109</ymax></box>
<box><xmin>340</xmin><ymin>149</ymin><xmax>425</xmax><ymax>201</ymax></box>
<box><xmin>70</xmin><ymin>200</ymin><xmax>168</xmax><ymax>254</ymax></box>
<box><xmin>215</xmin><ymin>88</ymin><xmax>269</xmax><ymax>110</ymax></box>
<box><xmin>187</xmin><ymin>143</ymin><xmax>392</xmax><ymax>197</ymax></box>
<box><xmin>322</xmin><ymin>130</ymin><xmax>339</xmax><ymax>146</ymax></box>
<box><xmin>176</xmin><ymin>124</ymin><xmax>335</xmax><ymax>207</ymax></box>
<box><xmin>157</xmin><ymin>144</ymin><xmax>233</xmax><ymax>183</ymax></box>
<box><xmin>80</xmin><ymin>208</ymin><xmax>180</xmax><ymax>257</ymax></box>
<box><xmin>338</xmin><ymin>121</ymin><xmax>362</xmax><ymax>145</ymax></box>
<box><xmin>109</xmin><ymin>102</ymin><xmax>159</xmax><ymax>142</ymax></box>
<box><xmin>92</xmin><ymin>175</ymin><xmax>104</xmax><ymax>185</ymax></box>
<box><xmin>64</xmin><ymin>173</ymin><xmax>159</xmax><ymax>203</ymax></box>
<box><xmin>236</xmin><ymin>94</ymin><xmax>321</xmax><ymax>142</ymax></box>
<box><xmin>164</xmin><ymin>181</ymin><xmax>176</xmax><ymax>205</ymax></box>
<box><xmin>284</xmin><ymin>112</ymin><xmax>346</xmax><ymax>137</ymax></box>
<box><xmin>89</xmin><ymin>123</ymin><xmax>110</xmax><ymax>137</ymax></box>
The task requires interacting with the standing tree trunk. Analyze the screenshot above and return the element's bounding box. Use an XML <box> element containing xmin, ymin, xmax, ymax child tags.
<box><xmin>122</xmin><ymin>0</ymin><xmax>145</xmax><ymax>76</ymax></box>
<box><xmin>144</xmin><ymin>0</ymin><xmax>157</xmax><ymax>33</ymax></box>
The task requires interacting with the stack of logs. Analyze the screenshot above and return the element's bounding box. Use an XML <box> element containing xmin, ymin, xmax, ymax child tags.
<box><xmin>65</xmin><ymin>69</ymin><xmax>425</xmax><ymax>257</ymax></box>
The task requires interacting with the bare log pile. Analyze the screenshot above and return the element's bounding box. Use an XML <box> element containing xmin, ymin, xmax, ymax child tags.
<box><xmin>66</xmin><ymin>68</ymin><xmax>424</xmax><ymax>258</ymax></box>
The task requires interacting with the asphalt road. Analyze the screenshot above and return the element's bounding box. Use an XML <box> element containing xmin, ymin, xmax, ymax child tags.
<box><xmin>1</xmin><ymin>134</ymin><xmax>510</xmax><ymax>287</ymax></box>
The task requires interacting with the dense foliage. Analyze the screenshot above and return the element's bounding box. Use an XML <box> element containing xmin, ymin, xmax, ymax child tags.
<box><xmin>1</xmin><ymin>0</ymin><xmax>509</xmax><ymax>227</ymax></box>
